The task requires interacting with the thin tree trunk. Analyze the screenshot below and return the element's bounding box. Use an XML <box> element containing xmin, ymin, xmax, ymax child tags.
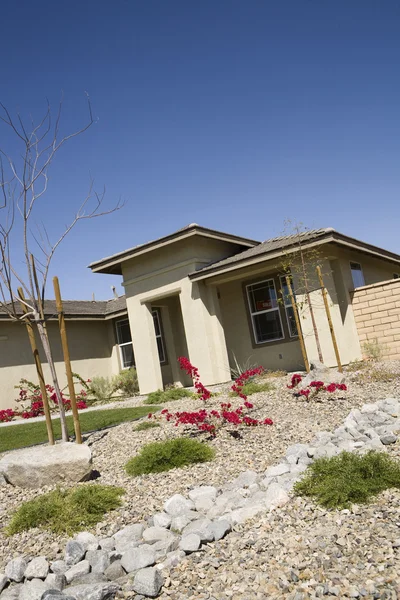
<box><xmin>36</xmin><ymin>319</ymin><xmax>69</xmax><ymax>442</ymax></box>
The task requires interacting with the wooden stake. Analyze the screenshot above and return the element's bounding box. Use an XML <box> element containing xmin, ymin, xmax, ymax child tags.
<box><xmin>53</xmin><ymin>276</ymin><xmax>82</xmax><ymax>444</ymax></box>
<box><xmin>286</xmin><ymin>276</ymin><xmax>310</xmax><ymax>373</ymax></box>
<box><xmin>18</xmin><ymin>288</ymin><xmax>55</xmax><ymax>445</ymax></box>
<box><xmin>316</xmin><ymin>266</ymin><xmax>343</xmax><ymax>373</ymax></box>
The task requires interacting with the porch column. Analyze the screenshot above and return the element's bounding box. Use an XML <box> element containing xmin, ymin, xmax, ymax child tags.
<box><xmin>180</xmin><ymin>280</ymin><xmax>231</xmax><ymax>386</ymax></box>
<box><xmin>159</xmin><ymin>305</ymin><xmax>181</xmax><ymax>385</ymax></box>
<box><xmin>127</xmin><ymin>299</ymin><xmax>163</xmax><ymax>394</ymax></box>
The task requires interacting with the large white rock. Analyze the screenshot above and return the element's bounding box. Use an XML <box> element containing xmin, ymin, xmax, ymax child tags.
<box><xmin>0</xmin><ymin>443</ymin><xmax>92</xmax><ymax>489</ymax></box>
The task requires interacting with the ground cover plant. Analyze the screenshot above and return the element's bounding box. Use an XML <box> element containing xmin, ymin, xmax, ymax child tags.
<box><xmin>0</xmin><ymin>406</ymin><xmax>161</xmax><ymax>453</ymax></box>
<box><xmin>230</xmin><ymin>380</ymin><xmax>274</xmax><ymax>397</ymax></box>
<box><xmin>294</xmin><ymin>451</ymin><xmax>400</xmax><ymax>509</ymax></box>
<box><xmin>125</xmin><ymin>437</ymin><xmax>215</xmax><ymax>475</ymax></box>
<box><xmin>112</xmin><ymin>367</ymin><xmax>139</xmax><ymax>397</ymax></box>
<box><xmin>146</xmin><ymin>387</ymin><xmax>194</xmax><ymax>405</ymax></box>
<box><xmin>7</xmin><ymin>485</ymin><xmax>124</xmax><ymax>536</ymax></box>
<box><xmin>135</xmin><ymin>421</ymin><xmax>161</xmax><ymax>432</ymax></box>
<box><xmin>153</xmin><ymin>360</ymin><xmax>274</xmax><ymax>436</ymax></box>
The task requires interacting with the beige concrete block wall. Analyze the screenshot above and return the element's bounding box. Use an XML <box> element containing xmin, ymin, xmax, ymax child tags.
<box><xmin>351</xmin><ymin>279</ymin><xmax>400</xmax><ymax>360</ymax></box>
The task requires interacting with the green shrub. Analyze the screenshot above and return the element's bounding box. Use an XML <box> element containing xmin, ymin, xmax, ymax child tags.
<box><xmin>112</xmin><ymin>368</ymin><xmax>139</xmax><ymax>397</ymax></box>
<box><xmin>294</xmin><ymin>451</ymin><xmax>400</xmax><ymax>509</ymax></box>
<box><xmin>135</xmin><ymin>421</ymin><xmax>161</xmax><ymax>432</ymax></box>
<box><xmin>125</xmin><ymin>437</ymin><xmax>215</xmax><ymax>475</ymax></box>
<box><xmin>7</xmin><ymin>485</ymin><xmax>124</xmax><ymax>536</ymax></box>
<box><xmin>231</xmin><ymin>381</ymin><xmax>274</xmax><ymax>397</ymax></box>
<box><xmin>88</xmin><ymin>376</ymin><xmax>114</xmax><ymax>403</ymax></box>
<box><xmin>146</xmin><ymin>387</ymin><xmax>193</xmax><ymax>405</ymax></box>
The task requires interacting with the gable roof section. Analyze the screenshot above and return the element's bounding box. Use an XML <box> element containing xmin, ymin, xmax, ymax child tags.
<box><xmin>189</xmin><ymin>228</ymin><xmax>400</xmax><ymax>281</ymax></box>
<box><xmin>0</xmin><ymin>296</ymin><xmax>127</xmax><ymax>320</ymax></box>
<box><xmin>89</xmin><ymin>223</ymin><xmax>259</xmax><ymax>274</ymax></box>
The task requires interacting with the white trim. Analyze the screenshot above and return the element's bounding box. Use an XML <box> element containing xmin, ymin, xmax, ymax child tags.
<box><xmin>115</xmin><ymin>318</ymin><xmax>135</xmax><ymax>369</ymax></box>
<box><xmin>279</xmin><ymin>275</ymin><xmax>298</xmax><ymax>338</ymax></box>
<box><xmin>246</xmin><ymin>278</ymin><xmax>285</xmax><ymax>345</ymax></box>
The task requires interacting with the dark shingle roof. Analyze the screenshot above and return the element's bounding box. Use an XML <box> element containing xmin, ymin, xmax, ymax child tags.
<box><xmin>0</xmin><ymin>296</ymin><xmax>127</xmax><ymax>319</ymax></box>
<box><xmin>190</xmin><ymin>228</ymin><xmax>334</xmax><ymax>278</ymax></box>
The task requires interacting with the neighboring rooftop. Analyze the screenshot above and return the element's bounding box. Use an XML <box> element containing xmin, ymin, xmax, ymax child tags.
<box><xmin>89</xmin><ymin>223</ymin><xmax>259</xmax><ymax>274</ymax></box>
<box><xmin>0</xmin><ymin>296</ymin><xmax>127</xmax><ymax>320</ymax></box>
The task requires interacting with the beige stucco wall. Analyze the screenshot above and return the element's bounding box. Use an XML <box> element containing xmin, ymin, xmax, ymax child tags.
<box><xmin>351</xmin><ymin>279</ymin><xmax>400</xmax><ymax>360</ymax></box>
<box><xmin>0</xmin><ymin>319</ymin><xmax>120</xmax><ymax>410</ymax></box>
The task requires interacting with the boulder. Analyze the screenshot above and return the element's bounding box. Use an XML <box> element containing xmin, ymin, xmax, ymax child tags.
<box><xmin>19</xmin><ymin>578</ymin><xmax>51</xmax><ymax>600</ymax></box>
<box><xmin>24</xmin><ymin>557</ymin><xmax>50</xmax><ymax>580</ymax></box>
<box><xmin>120</xmin><ymin>544</ymin><xmax>156</xmax><ymax>573</ymax></box>
<box><xmin>132</xmin><ymin>567</ymin><xmax>164</xmax><ymax>598</ymax></box>
<box><xmin>63</xmin><ymin>582</ymin><xmax>120</xmax><ymax>600</ymax></box>
<box><xmin>0</xmin><ymin>574</ymin><xmax>8</xmax><ymax>594</ymax></box>
<box><xmin>152</xmin><ymin>512</ymin><xmax>172</xmax><ymax>529</ymax></box>
<box><xmin>182</xmin><ymin>518</ymin><xmax>214</xmax><ymax>542</ymax></box>
<box><xmin>0</xmin><ymin>443</ymin><xmax>92</xmax><ymax>489</ymax></box>
<box><xmin>44</xmin><ymin>574</ymin><xmax>66</xmax><ymax>591</ymax></box>
<box><xmin>0</xmin><ymin>584</ymin><xmax>22</xmax><ymax>599</ymax></box>
<box><xmin>300</xmin><ymin>360</ymin><xmax>345</xmax><ymax>389</ymax></box>
<box><xmin>163</xmin><ymin>494</ymin><xmax>195</xmax><ymax>517</ymax></box>
<box><xmin>50</xmin><ymin>561</ymin><xmax>68</xmax><ymax>575</ymax></box>
<box><xmin>113</xmin><ymin>524</ymin><xmax>144</xmax><ymax>554</ymax></box>
<box><xmin>64</xmin><ymin>560</ymin><xmax>90</xmax><ymax>584</ymax></box>
<box><xmin>65</xmin><ymin>541</ymin><xmax>86</xmax><ymax>566</ymax></box>
<box><xmin>179</xmin><ymin>533</ymin><xmax>202</xmax><ymax>553</ymax></box>
<box><xmin>74</xmin><ymin>532</ymin><xmax>99</xmax><ymax>552</ymax></box>
<box><xmin>5</xmin><ymin>557</ymin><xmax>28</xmax><ymax>582</ymax></box>
<box><xmin>264</xmin><ymin>483</ymin><xmax>290</xmax><ymax>510</ymax></box>
<box><xmin>104</xmin><ymin>560</ymin><xmax>125</xmax><ymax>581</ymax></box>
<box><xmin>209</xmin><ymin>519</ymin><xmax>231</xmax><ymax>541</ymax></box>
<box><xmin>142</xmin><ymin>526</ymin><xmax>176</xmax><ymax>544</ymax></box>
<box><xmin>85</xmin><ymin>550</ymin><xmax>110</xmax><ymax>574</ymax></box>
<box><xmin>41</xmin><ymin>591</ymin><xmax>77</xmax><ymax>600</ymax></box>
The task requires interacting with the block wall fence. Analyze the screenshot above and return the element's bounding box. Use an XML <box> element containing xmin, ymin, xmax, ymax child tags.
<box><xmin>351</xmin><ymin>279</ymin><xmax>400</xmax><ymax>360</ymax></box>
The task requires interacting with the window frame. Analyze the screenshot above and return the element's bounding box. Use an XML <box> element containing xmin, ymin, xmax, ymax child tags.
<box><xmin>350</xmin><ymin>261</ymin><xmax>365</xmax><ymax>288</ymax></box>
<box><xmin>245</xmin><ymin>277</ymin><xmax>285</xmax><ymax>345</ymax></box>
<box><xmin>115</xmin><ymin>318</ymin><xmax>135</xmax><ymax>370</ymax></box>
<box><xmin>152</xmin><ymin>307</ymin><xmax>167</xmax><ymax>365</ymax></box>
<box><xmin>279</xmin><ymin>275</ymin><xmax>299</xmax><ymax>338</ymax></box>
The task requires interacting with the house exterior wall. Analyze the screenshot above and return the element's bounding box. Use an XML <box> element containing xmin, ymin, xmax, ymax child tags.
<box><xmin>351</xmin><ymin>278</ymin><xmax>400</xmax><ymax>360</ymax></box>
<box><xmin>0</xmin><ymin>319</ymin><xmax>120</xmax><ymax>411</ymax></box>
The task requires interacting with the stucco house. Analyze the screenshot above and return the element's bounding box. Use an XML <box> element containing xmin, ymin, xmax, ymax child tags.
<box><xmin>1</xmin><ymin>223</ymin><xmax>400</xmax><ymax>409</ymax></box>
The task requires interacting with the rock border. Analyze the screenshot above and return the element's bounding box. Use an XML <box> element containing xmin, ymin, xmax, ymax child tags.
<box><xmin>0</xmin><ymin>397</ymin><xmax>399</xmax><ymax>600</ymax></box>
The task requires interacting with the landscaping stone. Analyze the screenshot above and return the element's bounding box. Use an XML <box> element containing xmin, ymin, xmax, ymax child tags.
<box><xmin>41</xmin><ymin>592</ymin><xmax>76</xmax><ymax>600</ymax></box>
<box><xmin>170</xmin><ymin>512</ymin><xmax>198</xmax><ymax>533</ymax></box>
<box><xmin>64</xmin><ymin>560</ymin><xmax>90</xmax><ymax>584</ymax></box>
<box><xmin>0</xmin><ymin>443</ymin><xmax>92</xmax><ymax>489</ymax></box>
<box><xmin>152</xmin><ymin>538</ymin><xmax>179</xmax><ymax>560</ymax></box>
<box><xmin>264</xmin><ymin>482</ymin><xmax>290</xmax><ymax>509</ymax></box>
<box><xmin>19</xmin><ymin>578</ymin><xmax>51</xmax><ymax>600</ymax></box>
<box><xmin>142</xmin><ymin>526</ymin><xmax>176</xmax><ymax>544</ymax></box>
<box><xmin>64</xmin><ymin>582</ymin><xmax>120</xmax><ymax>600</ymax></box>
<box><xmin>380</xmin><ymin>432</ymin><xmax>398</xmax><ymax>445</ymax></box>
<box><xmin>5</xmin><ymin>557</ymin><xmax>27</xmax><ymax>582</ymax></box>
<box><xmin>85</xmin><ymin>550</ymin><xmax>110</xmax><ymax>574</ymax></box>
<box><xmin>24</xmin><ymin>557</ymin><xmax>50</xmax><ymax>580</ymax></box>
<box><xmin>132</xmin><ymin>567</ymin><xmax>164</xmax><ymax>598</ymax></box>
<box><xmin>156</xmin><ymin>550</ymin><xmax>185</xmax><ymax>571</ymax></box>
<box><xmin>0</xmin><ymin>584</ymin><xmax>22</xmax><ymax>599</ymax></box>
<box><xmin>163</xmin><ymin>494</ymin><xmax>195</xmax><ymax>517</ymax></box>
<box><xmin>64</xmin><ymin>541</ymin><xmax>86</xmax><ymax>566</ymax></box>
<box><xmin>74</xmin><ymin>532</ymin><xmax>99</xmax><ymax>552</ymax></box>
<box><xmin>152</xmin><ymin>512</ymin><xmax>172</xmax><ymax>529</ymax></box>
<box><xmin>50</xmin><ymin>561</ymin><xmax>68</xmax><ymax>575</ymax></box>
<box><xmin>182</xmin><ymin>518</ymin><xmax>214</xmax><ymax>542</ymax></box>
<box><xmin>113</xmin><ymin>524</ymin><xmax>144</xmax><ymax>554</ymax></box>
<box><xmin>0</xmin><ymin>575</ymin><xmax>7</xmax><ymax>594</ymax></box>
<box><xmin>179</xmin><ymin>533</ymin><xmax>201</xmax><ymax>553</ymax></box>
<box><xmin>104</xmin><ymin>560</ymin><xmax>125</xmax><ymax>581</ymax></box>
<box><xmin>209</xmin><ymin>519</ymin><xmax>231</xmax><ymax>541</ymax></box>
<box><xmin>98</xmin><ymin>538</ymin><xmax>115</xmax><ymax>552</ymax></box>
<box><xmin>120</xmin><ymin>545</ymin><xmax>156</xmax><ymax>573</ymax></box>
<box><xmin>188</xmin><ymin>485</ymin><xmax>218</xmax><ymax>503</ymax></box>
<box><xmin>44</xmin><ymin>574</ymin><xmax>66</xmax><ymax>591</ymax></box>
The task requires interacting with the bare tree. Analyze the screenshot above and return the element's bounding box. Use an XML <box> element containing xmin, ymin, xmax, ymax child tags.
<box><xmin>280</xmin><ymin>221</ymin><xmax>326</xmax><ymax>364</ymax></box>
<box><xmin>0</xmin><ymin>95</ymin><xmax>123</xmax><ymax>441</ymax></box>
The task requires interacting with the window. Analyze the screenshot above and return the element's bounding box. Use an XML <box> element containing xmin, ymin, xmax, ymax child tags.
<box><xmin>394</xmin><ymin>273</ymin><xmax>400</xmax><ymax>279</ymax></box>
<box><xmin>350</xmin><ymin>262</ymin><xmax>365</xmax><ymax>288</ymax></box>
<box><xmin>279</xmin><ymin>276</ymin><xmax>298</xmax><ymax>337</ymax></box>
<box><xmin>115</xmin><ymin>310</ymin><xmax>166</xmax><ymax>369</ymax></box>
<box><xmin>115</xmin><ymin>319</ymin><xmax>135</xmax><ymax>369</ymax></box>
<box><xmin>152</xmin><ymin>308</ymin><xmax>166</xmax><ymax>364</ymax></box>
<box><xmin>246</xmin><ymin>279</ymin><xmax>284</xmax><ymax>344</ymax></box>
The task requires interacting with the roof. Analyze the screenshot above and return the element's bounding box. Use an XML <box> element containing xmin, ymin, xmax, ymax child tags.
<box><xmin>0</xmin><ymin>296</ymin><xmax>127</xmax><ymax>320</ymax></box>
<box><xmin>189</xmin><ymin>228</ymin><xmax>400</xmax><ymax>280</ymax></box>
<box><xmin>89</xmin><ymin>223</ymin><xmax>259</xmax><ymax>274</ymax></box>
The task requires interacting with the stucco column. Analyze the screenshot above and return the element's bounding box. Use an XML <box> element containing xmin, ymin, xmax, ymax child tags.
<box><xmin>126</xmin><ymin>299</ymin><xmax>163</xmax><ymax>394</ymax></box>
<box><xmin>179</xmin><ymin>280</ymin><xmax>231</xmax><ymax>386</ymax></box>
<box><xmin>159</xmin><ymin>305</ymin><xmax>181</xmax><ymax>385</ymax></box>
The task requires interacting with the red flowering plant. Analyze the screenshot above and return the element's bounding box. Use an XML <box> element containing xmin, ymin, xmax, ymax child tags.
<box><xmin>152</xmin><ymin>358</ymin><xmax>273</xmax><ymax>437</ymax></box>
<box><xmin>14</xmin><ymin>376</ymin><xmax>89</xmax><ymax>419</ymax></box>
<box><xmin>287</xmin><ymin>373</ymin><xmax>347</xmax><ymax>401</ymax></box>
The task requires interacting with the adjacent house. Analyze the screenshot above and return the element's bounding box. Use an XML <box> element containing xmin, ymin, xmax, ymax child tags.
<box><xmin>1</xmin><ymin>223</ymin><xmax>400</xmax><ymax>409</ymax></box>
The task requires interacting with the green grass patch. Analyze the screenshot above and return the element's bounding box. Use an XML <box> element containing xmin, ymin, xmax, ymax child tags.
<box><xmin>7</xmin><ymin>484</ymin><xmax>124</xmax><ymax>536</ymax></box>
<box><xmin>0</xmin><ymin>406</ymin><xmax>161</xmax><ymax>453</ymax></box>
<box><xmin>146</xmin><ymin>387</ymin><xmax>194</xmax><ymax>405</ymax></box>
<box><xmin>125</xmin><ymin>437</ymin><xmax>215</xmax><ymax>475</ymax></box>
<box><xmin>294</xmin><ymin>451</ymin><xmax>400</xmax><ymax>509</ymax></box>
<box><xmin>230</xmin><ymin>381</ymin><xmax>274</xmax><ymax>396</ymax></box>
<box><xmin>135</xmin><ymin>421</ymin><xmax>161</xmax><ymax>432</ymax></box>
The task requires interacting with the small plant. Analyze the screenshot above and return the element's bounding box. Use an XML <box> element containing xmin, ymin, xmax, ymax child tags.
<box><xmin>294</xmin><ymin>451</ymin><xmax>400</xmax><ymax>509</ymax></box>
<box><xmin>7</xmin><ymin>485</ymin><xmax>124</xmax><ymax>535</ymax></box>
<box><xmin>178</xmin><ymin>357</ymin><xmax>212</xmax><ymax>401</ymax></box>
<box><xmin>135</xmin><ymin>421</ymin><xmax>161</xmax><ymax>432</ymax></box>
<box><xmin>146</xmin><ymin>387</ymin><xmax>193</xmax><ymax>405</ymax></box>
<box><xmin>363</xmin><ymin>338</ymin><xmax>387</xmax><ymax>361</ymax></box>
<box><xmin>232</xmin><ymin>381</ymin><xmax>274</xmax><ymax>396</ymax></box>
<box><xmin>262</xmin><ymin>369</ymin><xmax>287</xmax><ymax>379</ymax></box>
<box><xmin>125</xmin><ymin>437</ymin><xmax>215</xmax><ymax>475</ymax></box>
<box><xmin>14</xmin><ymin>377</ymin><xmax>88</xmax><ymax>419</ymax></box>
<box><xmin>230</xmin><ymin>353</ymin><xmax>258</xmax><ymax>380</ymax></box>
<box><xmin>287</xmin><ymin>373</ymin><xmax>347</xmax><ymax>400</ymax></box>
<box><xmin>88</xmin><ymin>376</ymin><xmax>114</xmax><ymax>403</ymax></box>
<box><xmin>112</xmin><ymin>368</ymin><xmax>139</xmax><ymax>397</ymax></box>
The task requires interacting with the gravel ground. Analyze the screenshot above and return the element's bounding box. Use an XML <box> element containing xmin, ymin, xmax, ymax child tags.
<box><xmin>1</xmin><ymin>361</ymin><xmax>400</xmax><ymax>599</ymax></box>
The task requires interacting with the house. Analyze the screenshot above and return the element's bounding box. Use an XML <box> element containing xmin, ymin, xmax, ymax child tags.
<box><xmin>1</xmin><ymin>224</ymin><xmax>399</xmax><ymax>409</ymax></box>
<box><xmin>89</xmin><ymin>224</ymin><xmax>400</xmax><ymax>395</ymax></box>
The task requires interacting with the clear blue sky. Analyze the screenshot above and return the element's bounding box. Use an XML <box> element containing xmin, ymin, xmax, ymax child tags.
<box><xmin>1</xmin><ymin>0</ymin><xmax>399</xmax><ymax>300</ymax></box>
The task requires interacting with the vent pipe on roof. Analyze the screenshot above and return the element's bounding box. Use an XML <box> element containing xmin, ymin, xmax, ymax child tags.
<box><xmin>111</xmin><ymin>286</ymin><xmax>118</xmax><ymax>299</ymax></box>
<box><xmin>92</xmin><ymin>293</ymin><xmax>95</xmax><ymax>302</ymax></box>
